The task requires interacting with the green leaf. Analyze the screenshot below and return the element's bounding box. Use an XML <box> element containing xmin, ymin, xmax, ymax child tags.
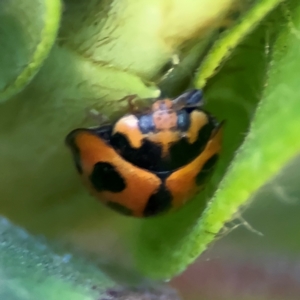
<box><xmin>196</xmin><ymin>0</ymin><xmax>284</xmax><ymax>88</ymax></box>
<box><xmin>0</xmin><ymin>217</ymin><xmax>182</xmax><ymax>299</ymax></box>
<box><xmin>0</xmin><ymin>0</ymin><xmax>61</xmax><ymax>102</ymax></box>
<box><xmin>0</xmin><ymin>217</ymin><xmax>115</xmax><ymax>300</ymax></box>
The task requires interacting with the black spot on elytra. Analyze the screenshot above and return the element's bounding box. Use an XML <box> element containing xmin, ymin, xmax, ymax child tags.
<box><xmin>176</xmin><ymin>110</ymin><xmax>190</xmax><ymax>132</ymax></box>
<box><xmin>90</xmin><ymin>162</ymin><xmax>126</xmax><ymax>192</ymax></box>
<box><xmin>196</xmin><ymin>154</ymin><xmax>219</xmax><ymax>186</ymax></box>
<box><xmin>169</xmin><ymin>119</ymin><xmax>216</xmax><ymax>169</ymax></box>
<box><xmin>106</xmin><ymin>202</ymin><xmax>132</xmax><ymax>216</ymax></box>
<box><xmin>111</xmin><ymin>113</ymin><xmax>219</xmax><ymax>172</ymax></box>
<box><xmin>143</xmin><ymin>184</ymin><xmax>172</xmax><ymax>217</ymax></box>
<box><xmin>65</xmin><ymin>126</ymin><xmax>113</xmax><ymax>175</ymax></box>
<box><xmin>90</xmin><ymin>124</ymin><xmax>113</xmax><ymax>143</ymax></box>
<box><xmin>138</xmin><ymin>114</ymin><xmax>155</xmax><ymax>134</ymax></box>
<box><xmin>110</xmin><ymin>132</ymin><xmax>163</xmax><ymax>171</ymax></box>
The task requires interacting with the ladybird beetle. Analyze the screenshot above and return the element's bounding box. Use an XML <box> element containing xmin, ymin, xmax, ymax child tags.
<box><xmin>66</xmin><ymin>90</ymin><xmax>223</xmax><ymax>217</ymax></box>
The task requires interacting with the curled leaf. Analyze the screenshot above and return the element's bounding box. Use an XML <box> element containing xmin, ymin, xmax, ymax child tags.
<box><xmin>0</xmin><ymin>0</ymin><xmax>61</xmax><ymax>102</ymax></box>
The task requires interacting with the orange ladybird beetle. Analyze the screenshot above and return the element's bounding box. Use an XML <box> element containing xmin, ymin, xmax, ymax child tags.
<box><xmin>66</xmin><ymin>90</ymin><xmax>223</xmax><ymax>217</ymax></box>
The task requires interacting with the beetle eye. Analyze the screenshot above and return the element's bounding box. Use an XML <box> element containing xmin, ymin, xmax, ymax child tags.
<box><xmin>177</xmin><ymin>110</ymin><xmax>190</xmax><ymax>131</ymax></box>
<box><xmin>185</xmin><ymin>89</ymin><xmax>203</xmax><ymax>107</ymax></box>
<box><xmin>138</xmin><ymin>114</ymin><xmax>155</xmax><ymax>134</ymax></box>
